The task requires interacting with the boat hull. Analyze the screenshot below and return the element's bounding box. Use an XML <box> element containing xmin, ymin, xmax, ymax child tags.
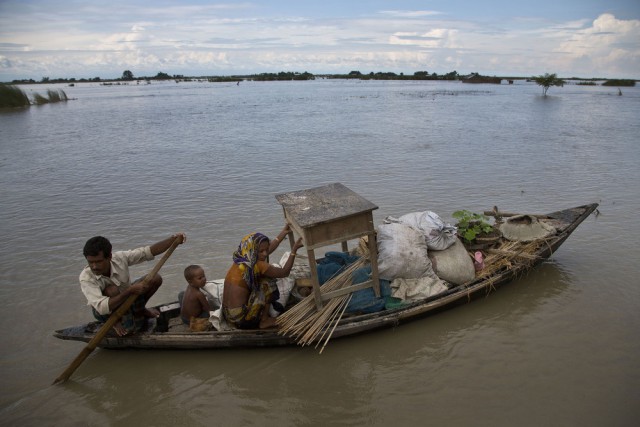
<box><xmin>53</xmin><ymin>203</ymin><xmax>598</xmax><ymax>350</ymax></box>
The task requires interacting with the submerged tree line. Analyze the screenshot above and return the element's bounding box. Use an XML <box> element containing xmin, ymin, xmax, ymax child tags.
<box><xmin>1</xmin><ymin>69</ymin><xmax>635</xmax><ymax>109</ymax></box>
<box><xmin>7</xmin><ymin>68</ymin><xmax>636</xmax><ymax>86</ymax></box>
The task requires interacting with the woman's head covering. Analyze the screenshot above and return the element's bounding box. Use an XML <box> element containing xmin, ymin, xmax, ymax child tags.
<box><xmin>232</xmin><ymin>232</ymin><xmax>269</xmax><ymax>290</ymax></box>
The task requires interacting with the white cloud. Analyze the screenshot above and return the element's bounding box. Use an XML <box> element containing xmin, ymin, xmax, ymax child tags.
<box><xmin>554</xmin><ymin>13</ymin><xmax>640</xmax><ymax>75</ymax></box>
<box><xmin>560</xmin><ymin>14</ymin><xmax>635</xmax><ymax>51</ymax></box>
<box><xmin>0</xmin><ymin>3</ymin><xmax>638</xmax><ymax>80</ymax></box>
<box><xmin>379</xmin><ymin>10</ymin><xmax>442</xmax><ymax>18</ymax></box>
<box><xmin>389</xmin><ymin>29</ymin><xmax>460</xmax><ymax>49</ymax></box>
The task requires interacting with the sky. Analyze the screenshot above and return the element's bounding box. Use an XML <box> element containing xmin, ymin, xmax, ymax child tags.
<box><xmin>1</xmin><ymin>0</ymin><xmax>639</xmax><ymax>82</ymax></box>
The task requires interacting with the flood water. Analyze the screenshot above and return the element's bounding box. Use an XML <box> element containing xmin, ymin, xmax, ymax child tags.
<box><xmin>1</xmin><ymin>79</ymin><xmax>639</xmax><ymax>426</ymax></box>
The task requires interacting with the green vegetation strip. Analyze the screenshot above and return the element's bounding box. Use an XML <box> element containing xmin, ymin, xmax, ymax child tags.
<box><xmin>1</xmin><ymin>84</ymin><xmax>68</xmax><ymax>108</ymax></box>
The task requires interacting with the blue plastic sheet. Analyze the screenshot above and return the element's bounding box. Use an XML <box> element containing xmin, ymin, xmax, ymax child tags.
<box><xmin>315</xmin><ymin>252</ymin><xmax>392</xmax><ymax>314</ymax></box>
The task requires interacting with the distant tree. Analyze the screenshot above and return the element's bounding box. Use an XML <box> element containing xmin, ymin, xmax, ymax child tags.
<box><xmin>372</xmin><ymin>71</ymin><xmax>398</xmax><ymax>80</ymax></box>
<box><xmin>533</xmin><ymin>73</ymin><xmax>565</xmax><ymax>96</ymax></box>
<box><xmin>122</xmin><ymin>70</ymin><xmax>134</xmax><ymax>80</ymax></box>
<box><xmin>154</xmin><ymin>72</ymin><xmax>171</xmax><ymax>80</ymax></box>
<box><xmin>443</xmin><ymin>71</ymin><xmax>458</xmax><ymax>80</ymax></box>
<box><xmin>293</xmin><ymin>71</ymin><xmax>315</xmax><ymax>80</ymax></box>
<box><xmin>602</xmin><ymin>79</ymin><xmax>635</xmax><ymax>87</ymax></box>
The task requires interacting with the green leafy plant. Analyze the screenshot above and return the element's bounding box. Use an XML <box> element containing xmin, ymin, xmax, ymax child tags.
<box><xmin>452</xmin><ymin>210</ymin><xmax>494</xmax><ymax>243</ymax></box>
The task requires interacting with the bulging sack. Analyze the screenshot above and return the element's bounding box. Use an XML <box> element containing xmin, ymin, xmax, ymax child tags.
<box><xmin>427</xmin><ymin>239</ymin><xmax>475</xmax><ymax>285</ymax></box>
<box><xmin>388</xmin><ymin>210</ymin><xmax>458</xmax><ymax>251</ymax></box>
<box><xmin>377</xmin><ymin>222</ymin><xmax>433</xmax><ymax>281</ymax></box>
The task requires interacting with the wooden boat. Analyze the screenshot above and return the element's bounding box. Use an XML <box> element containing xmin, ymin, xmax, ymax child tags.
<box><xmin>54</xmin><ymin>203</ymin><xmax>598</xmax><ymax>350</ymax></box>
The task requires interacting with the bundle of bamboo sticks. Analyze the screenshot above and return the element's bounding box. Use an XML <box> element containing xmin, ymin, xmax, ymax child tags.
<box><xmin>276</xmin><ymin>256</ymin><xmax>367</xmax><ymax>352</ymax></box>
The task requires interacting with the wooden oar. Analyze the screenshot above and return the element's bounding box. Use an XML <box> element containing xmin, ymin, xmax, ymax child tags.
<box><xmin>53</xmin><ymin>237</ymin><xmax>181</xmax><ymax>385</ymax></box>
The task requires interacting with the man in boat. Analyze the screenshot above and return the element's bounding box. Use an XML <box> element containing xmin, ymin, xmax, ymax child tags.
<box><xmin>79</xmin><ymin>233</ymin><xmax>186</xmax><ymax>336</ymax></box>
<box><xmin>222</xmin><ymin>226</ymin><xmax>303</xmax><ymax>329</ymax></box>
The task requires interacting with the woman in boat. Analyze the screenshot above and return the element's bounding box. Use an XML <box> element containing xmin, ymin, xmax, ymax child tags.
<box><xmin>222</xmin><ymin>225</ymin><xmax>303</xmax><ymax>329</ymax></box>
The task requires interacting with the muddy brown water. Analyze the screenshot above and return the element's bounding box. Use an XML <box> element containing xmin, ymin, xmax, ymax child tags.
<box><xmin>1</xmin><ymin>80</ymin><xmax>638</xmax><ymax>425</ymax></box>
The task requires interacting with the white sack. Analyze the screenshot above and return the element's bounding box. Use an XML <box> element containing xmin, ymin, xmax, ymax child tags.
<box><xmin>391</xmin><ymin>275</ymin><xmax>448</xmax><ymax>301</ymax></box>
<box><xmin>209</xmin><ymin>308</ymin><xmax>232</xmax><ymax>331</ymax></box>
<box><xmin>387</xmin><ymin>211</ymin><xmax>458</xmax><ymax>250</ymax></box>
<box><xmin>268</xmin><ymin>252</ymin><xmax>297</xmax><ymax>317</ymax></box>
<box><xmin>203</xmin><ymin>279</ymin><xmax>224</xmax><ymax>309</ymax></box>
<box><xmin>377</xmin><ymin>222</ymin><xmax>433</xmax><ymax>281</ymax></box>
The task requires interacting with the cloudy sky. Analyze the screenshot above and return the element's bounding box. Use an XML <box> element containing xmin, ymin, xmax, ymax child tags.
<box><xmin>1</xmin><ymin>0</ymin><xmax>639</xmax><ymax>82</ymax></box>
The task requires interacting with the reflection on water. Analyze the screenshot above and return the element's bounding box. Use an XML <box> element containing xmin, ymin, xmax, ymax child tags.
<box><xmin>1</xmin><ymin>80</ymin><xmax>639</xmax><ymax>425</ymax></box>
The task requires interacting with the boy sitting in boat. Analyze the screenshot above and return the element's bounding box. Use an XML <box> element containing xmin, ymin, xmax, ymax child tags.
<box><xmin>222</xmin><ymin>225</ymin><xmax>303</xmax><ymax>329</ymax></box>
<box><xmin>79</xmin><ymin>233</ymin><xmax>186</xmax><ymax>336</ymax></box>
<box><xmin>180</xmin><ymin>265</ymin><xmax>211</xmax><ymax>330</ymax></box>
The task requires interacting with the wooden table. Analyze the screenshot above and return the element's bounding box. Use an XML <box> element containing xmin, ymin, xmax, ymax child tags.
<box><xmin>275</xmin><ymin>183</ymin><xmax>381</xmax><ymax>310</ymax></box>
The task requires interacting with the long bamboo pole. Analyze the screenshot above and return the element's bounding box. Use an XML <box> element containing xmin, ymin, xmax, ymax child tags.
<box><xmin>53</xmin><ymin>237</ymin><xmax>181</xmax><ymax>385</ymax></box>
<box><xmin>319</xmin><ymin>294</ymin><xmax>352</xmax><ymax>354</ymax></box>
